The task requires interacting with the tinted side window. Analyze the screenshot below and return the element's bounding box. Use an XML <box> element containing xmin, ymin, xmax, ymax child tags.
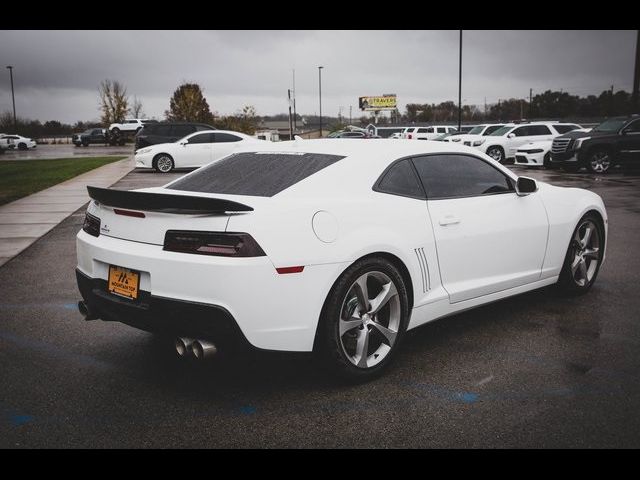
<box><xmin>553</xmin><ymin>124</ymin><xmax>579</xmax><ymax>134</ymax></box>
<box><xmin>624</xmin><ymin>119</ymin><xmax>640</xmax><ymax>133</ymax></box>
<box><xmin>483</xmin><ymin>125</ymin><xmax>503</xmax><ymax>135</ymax></box>
<box><xmin>151</xmin><ymin>125</ymin><xmax>172</xmax><ymax>136</ymax></box>
<box><xmin>437</xmin><ymin>127</ymin><xmax>446</xmax><ymax>133</ymax></box>
<box><xmin>376</xmin><ymin>159</ymin><xmax>424</xmax><ymax>199</ymax></box>
<box><xmin>188</xmin><ymin>133</ymin><xmax>214</xmax><ymax>144</ymax></box>
<box><xmin>214</xmin><ymin>133</ymin><xmax>242</xmax><ymax>143</ymax></box>
<box><xmin>417</xmin><ymin>128</ymin><xmax>429</xmax><ymax>133</ymax></box>
<box><xmin>412</xmin><ymin>155</ymin><xmax>514</xmax><ymax>199</ymax></box>
<box><xmin>529</xmin><ymin>125</ymin><xmax>552</xmax><ymax>135</ymax></box>
<box><xmin>172</xmin><ymin>125</ymin><xmax>194</xmax><ymax>137</ymax></box>
<box><xmin>512</xmin><ymin>126</ymin><xmax>529</xmax><ymax>137</ymax></box>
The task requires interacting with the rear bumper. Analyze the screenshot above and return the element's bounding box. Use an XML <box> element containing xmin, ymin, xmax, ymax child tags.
<box><xmin>76</xmin><ymin>269</ymin><xmax>250</xmax><ymax>350</ymax></box>
<box><xmin>76</xmin><ymin>230</ymin><xmax>348</xmax><ymax>351</ymax></box>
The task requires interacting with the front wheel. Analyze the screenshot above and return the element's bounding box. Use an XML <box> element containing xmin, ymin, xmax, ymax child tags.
<box><xmin>153</xmin><ymin>154</ymin><xmax>174</xmax><ymax>173</ymax></box>
<box><xmin>587</xmin><ymin>148</ymin><xmax>612</xmax><ymax>174</ymax></box>
<box><xmin>18</xmin><ymin>142</ymin><xmax>27</xmax><ymax>150</ymax></box>
<box><xmin>557</xmin><ymin>213</ymin><xmax>604</xmax><ymax>295</ymax></box>
<box><xmin>543</xmin><ymin>152</ymin><xmax>551</xmax><ymax>168</ymax></box>
<box><xmin>317</xmin><ymin>257</ymin><xmax>409</xmax><ymax>382</ymax></box>
<box><xmin>486</xmin><ymin>146</ymin><xmax>505</xmax><ymax>163</ymax></box>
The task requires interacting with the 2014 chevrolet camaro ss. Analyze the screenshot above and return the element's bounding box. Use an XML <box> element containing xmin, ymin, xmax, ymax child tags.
<box><xmin>76</xmin><ymin>139</ymin><xmax>607</xmax><ymax>380</ymax></box>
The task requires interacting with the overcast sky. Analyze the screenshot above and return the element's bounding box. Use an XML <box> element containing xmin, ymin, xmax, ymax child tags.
<box><xmin>0</xmin><ymin>30</ymin><xmax>636</xmax><ymax>123</ymax></box>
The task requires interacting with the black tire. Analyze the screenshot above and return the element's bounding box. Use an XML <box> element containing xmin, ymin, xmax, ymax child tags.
<box><xmin>543</xmin><ymin>152</ymin><xmax>551</xmax><ymax>168</ymax></box>
<box><xmin>557</xmin><ymin>213</ymin><xmax>604</xmax><ymax>296</ymax></box>
<box><xmin>18</xmin><ymin>142</ymin><xmax>27</xmax><ymax>151</ymax></box>
<box><xmin>111</xmin><ymin>127</ymin><xmax>120</xmax><ymax>135</ymax></box>
<box><xmin>486</xmin><ymin>146</ymin><xmax>505</xmax><ymax>163</ymax></box>
<box><xmin>316</xmin><ymin>256</ymin><xmax>410</xmax><ymax>382</ymax></box>
<box><xmin>586</xmin><ymin>147</ymin><xmax>613</xmax><ymax>174</ymax></box>
<box><xmin>82</xmin><ymin>141</ymin><xmax>90</xmax><ymax>147</ymax></box>
<box><xmin>153</xmin><ymin>154</ymin><xmax>174</xmax><ymax>173</ymax></box>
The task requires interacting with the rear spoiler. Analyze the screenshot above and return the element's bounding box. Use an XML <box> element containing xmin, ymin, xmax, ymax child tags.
<box><xmin>87</xmin><ymin>186</ymin><xmax>253</xmax><ymax>213</ymax></box>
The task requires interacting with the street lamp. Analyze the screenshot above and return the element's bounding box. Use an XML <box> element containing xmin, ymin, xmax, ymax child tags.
<box><xmin>318</xmin><ymin>66</ymin><xmax>324</xmax><ymax>138</ymax></box>
<box><xmin>6</xmin><ymin>66</ymin><xmax>16</xmax><ymax>130</ymax></box>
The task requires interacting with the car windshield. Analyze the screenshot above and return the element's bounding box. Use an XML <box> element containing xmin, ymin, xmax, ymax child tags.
<box><xmin>489</xmin><ymin>126</ymin><xmax>513</xmax><ymax>136</ymax></box>
<box><xmin>593</xmin><ymin>118</ymin><xmax>628</xmax><ymax>132</ymax></box>
<box><xmin>468</xmin><ymin>126</ymin><xmax>486</xmax><ymax>135</ymax></box>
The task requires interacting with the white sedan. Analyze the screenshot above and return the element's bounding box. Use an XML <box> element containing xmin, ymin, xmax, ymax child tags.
<box><xmin>514</xmin><ymin>140</ymin><xmax>553</xmax><ymax>168</ymax></box>
<box><xmin>76</xmin><ymin>139</ymin><xmax>607</xmax><ymax>380</ymax></box>
<box><xmin>134</xmin><ymin>130</ymin><xmax>263</xmax><ymax>172</ymax></box>
<box><xmin>0</xmin><ymin>134</ymin><xmax>37</xmax><ymax>150</ymax></box>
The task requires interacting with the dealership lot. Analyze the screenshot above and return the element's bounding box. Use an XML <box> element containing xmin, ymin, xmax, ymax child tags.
<box><xmin>1</xmin><ymin>166</ymin><xmax>640</xmax><ymax>448</ymax></box>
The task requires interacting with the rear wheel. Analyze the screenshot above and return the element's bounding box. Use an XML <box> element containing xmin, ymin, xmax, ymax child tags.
<box><xmin>153</xmin><ymin>154</ymin><xmax>174</xmax><ymax>173</ymax></box>
<box><xmin>486</xmin><ymin>146</ymin><xmax>505</xmax><ymax>163</ymax></box>
<box><xmin>587</xmin><ymin>148</ymin><xmax>612</xmax><ymax>174</ymax></box>
<box><xmin>557</xmin><ymin>213</ymin><xmax>604</xmax><ymax>295</ymax></box>
<box><xmin>317</xmin><ymin>257</ymin><xmax>409</xmax><ymax>382</ymax></box>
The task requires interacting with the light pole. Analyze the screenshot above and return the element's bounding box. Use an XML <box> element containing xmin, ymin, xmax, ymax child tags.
<box><xmin>6</xmin><ymin>66</ymin><xmax>16</xmax><ymax>130</ymax></box>
<box><xmin>318</xmin><ymin>66</ymin><xmax>324</xmax><ymax>138</ymax></box>
<box><xmin>457</xmin><ymin>30</ymin><xmax>463</xmax><ymax>131</ymax></box>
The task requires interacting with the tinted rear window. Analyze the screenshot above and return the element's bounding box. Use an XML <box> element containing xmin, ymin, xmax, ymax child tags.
<box><xmin>167</xmin><ymin>152</ymin><xmax>345</xmax><ymax>197</ymax></box>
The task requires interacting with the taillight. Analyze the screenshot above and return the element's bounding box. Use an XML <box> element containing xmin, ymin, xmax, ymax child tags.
<box><xmin>83</xmin><ymin>212</ymin><xmax>100</xmax><ymax>237</ymax></box>
<box><xmin>408</xmin><ymin>134</ymin><xmax>412</xmax><ymax>139</ymax></box>
<box><xmin>163</xmin><ymin>231</ymin><xmax>266</xmax><ymax>257</ymax></box>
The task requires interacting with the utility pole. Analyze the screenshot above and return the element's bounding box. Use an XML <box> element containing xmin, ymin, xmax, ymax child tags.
<box><xmin>292</xmin><ymin>69</ymin><xmax>297</xmax><ymax>132</ymax></box>
<box><xmin>288</xmin><ymin>89</ymin><xmax>293</xmax><ymax>140</ymax></box>
<box><xmin>457</xmin><ymin>30</ymin><xmax>463</xmax><ymax>131</ymax></box>
<box><xmin>633</xmin><ymin>30</ymin><xmax>640</xmax><ymax>110</ymax></box>
<box><xmin>318</xmin><ymin>66</ymin><xmax>324</xmax><ymax>138</ymax></box>
<box><xmin>349</xmin><ymin>105</ymin><xmax>352</xmax><ymax>125</ymax></box>
<box><xmin>520</xmin><ymin>99</ymin><xmax>524</xmax><ymax>120</ymax></box>
<box><xmin>529</xmin><ymin>88</ymin><xmax>533</xmax><ymax>119</ymax></box>
<box><xmin>6</xmin><ymin>66</ymin><xmax>16</xmax><ymax>130</ymax></box>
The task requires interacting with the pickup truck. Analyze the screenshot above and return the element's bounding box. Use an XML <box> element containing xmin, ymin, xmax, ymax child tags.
<box><xmin>72</xmin><ymin>128</ymin><xmax>107</xmax><ymax>147</ymax></box>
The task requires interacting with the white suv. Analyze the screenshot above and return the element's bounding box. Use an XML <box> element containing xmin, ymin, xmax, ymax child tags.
<box><xmin>402</xmin><ymin>125</ymin><xmax>458</xmax><ymax>140</ymax></box>
<box><xmin>109</xmin><ymin>118</ymin><xmax>148</xmax><ymax>134</ymax></box>
<box><xmin>475</xmin><ymin>122</ymin><xmax>583</xmax><ymax>163</ymax></box>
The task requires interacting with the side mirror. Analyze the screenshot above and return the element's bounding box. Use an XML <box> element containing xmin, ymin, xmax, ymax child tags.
<box><xmin>507</xmin><ymin>133</ymin><xmax>515</xmax><ymax>138</ymax></box>
<box><xmin>516</xmin><ymin>176</ymin><xmax>538</xmax><ymax>196</ymax></box>
<box><xmin>179</xmin><ymin>141</ymin><xmax>188</xmax><ymax>146</ymax></box>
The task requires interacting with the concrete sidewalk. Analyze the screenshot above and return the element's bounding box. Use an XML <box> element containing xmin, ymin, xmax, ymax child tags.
<box><xmin>0</xmin><ymin>156</ymin><xmax>134</xmax><ymax>267</ymax></box>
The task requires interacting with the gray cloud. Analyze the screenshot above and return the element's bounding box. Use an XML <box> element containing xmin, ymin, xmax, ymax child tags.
<box><xmin>0</xmin><ymin>30</ymin><xmax>635</xmax><ymax>123</ymax></box>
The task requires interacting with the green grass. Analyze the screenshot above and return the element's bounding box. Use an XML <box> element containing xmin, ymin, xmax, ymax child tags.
<box><xmin>0</xmin><ymin>156</ymin><xmax>127</xmax><ymax>206</ymax></box>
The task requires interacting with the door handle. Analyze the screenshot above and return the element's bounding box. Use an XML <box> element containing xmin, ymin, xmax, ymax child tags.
<box><xmin>439</xmin><ymin>215</ymin><xmax>460</xmax><ymax>226</ymax></box>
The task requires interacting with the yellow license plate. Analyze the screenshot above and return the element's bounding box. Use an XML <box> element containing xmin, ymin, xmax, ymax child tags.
<box><xmin>108</xmin><ymin>265</ymin><xmax>140</xmax><ymax>300</ymax></box>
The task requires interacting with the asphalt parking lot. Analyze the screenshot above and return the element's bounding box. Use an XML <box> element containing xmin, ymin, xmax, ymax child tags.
<box><xmin>1</xmin><ymin>165</ymin><xmax>640</xmax><ymax>448</ymax></box>
<box><xmin>0</xmin><ymin>144</ymin><xmax>134</xmax><ymax>161</ymax></box>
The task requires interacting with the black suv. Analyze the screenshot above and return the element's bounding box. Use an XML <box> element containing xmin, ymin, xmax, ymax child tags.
<box><xmin>72</xmin><ymin>128</ymin><xmax>107</xmax><ymax>147</ymax></box>
<box><xmin>134</xmin><ymin>122</ymin><xmax>216</xmax><ymax>149</ymax></box>
<box><xmin>550</xmin><ymin>115</ymin><xmax>640</xmax><ymax>173</ymax></box>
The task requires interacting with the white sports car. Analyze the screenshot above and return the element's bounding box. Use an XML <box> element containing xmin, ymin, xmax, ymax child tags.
<box><xmin>134</xmin><ymin>129</ymin><xmax>264</xmax><ymax>173</ymax></box>
<box><xmin>76</xmin><ymin>140</ymin><xmax>607</xmax><ymax>380</ymax></box>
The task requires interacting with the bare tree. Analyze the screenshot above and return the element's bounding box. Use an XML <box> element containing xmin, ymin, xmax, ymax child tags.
<box><xmin>129</xmin><ymin>96</ymin><xmax>145</xmax><ymax>118</ymax></box>
<box><xmin>99</xmin><ymin>79</ymin><xmax>129</xmax><ymax>126</ymax></box>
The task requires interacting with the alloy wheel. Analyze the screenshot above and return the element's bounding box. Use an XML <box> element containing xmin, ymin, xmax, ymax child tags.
<box><xmin>338</xmin><ymin>271</ymin><xmax>400</xmax><ymax>369</ymax></box>
<box><xmin>156</xmin><ymin>155</ymin><xmax>173</xmax><ymax>173</ymax></box>
<box><xmin>487</xmin><ymin>147</ymin><xmax>503</xmax><ymax>162</ymax></box>
<box><xmin>589</xmin><ymin>151</ymin><xmax>611</xmax><ymax>173</ymax></box>
<box><xmin>570</xmin><ymin>219</ymin><xmax>601</xmax><ymax>287</ymax></box>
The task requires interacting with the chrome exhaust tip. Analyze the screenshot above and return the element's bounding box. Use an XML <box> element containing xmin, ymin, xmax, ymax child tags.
<box><xmin>78</xmin><ymin>300</ymin><xmax>98</xmax><ymax>321</ymax></box>
<box><xmin>175</xmin><ymin>337</ymin><xmax>195</xmax><ymax>357</ymax></box>
<box><xmin>191</xmin><ymin>339</ymin><xmax>217</xmax><ymax>360</ymax></box>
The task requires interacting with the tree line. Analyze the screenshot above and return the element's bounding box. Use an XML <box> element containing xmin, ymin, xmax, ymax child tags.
<box><xmin>399</xmin><ymin>88</ymin><xmax>637</xmax><ymax>124</ymax></box>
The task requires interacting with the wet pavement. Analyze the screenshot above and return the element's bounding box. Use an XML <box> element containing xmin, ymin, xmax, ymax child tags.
<box><xmin>1</xmin><ymin>144</ymin><xmax>134</xmax><ymax>161</ymax></box>
<box><xmin>1</xmin><ymin>165</ymin><xmax>640</xmax><ymax>448</ymax></box>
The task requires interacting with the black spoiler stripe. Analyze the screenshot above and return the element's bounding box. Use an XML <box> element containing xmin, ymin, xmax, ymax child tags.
<box><xmin>87</xmin><ymin>186</ymin><xmax>253</xmax><ymax>213</ymax></box>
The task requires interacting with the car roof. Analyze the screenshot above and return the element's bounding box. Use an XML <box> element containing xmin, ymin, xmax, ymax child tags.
<box><xmin>229</xmin><ymin>138</ymin><xmax>516</xmax><ymax>199</ymax></box>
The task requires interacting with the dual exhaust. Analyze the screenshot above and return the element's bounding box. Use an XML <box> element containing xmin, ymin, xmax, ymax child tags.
<box><xmin>77</xmin><ymin>301</ymin><xmax>217</xmax><ymax>361</ymax></box>
<box><xmin>175</xmin><ymin>337</ymin><xmax>217</xmax><ymax>360</ymax></box>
